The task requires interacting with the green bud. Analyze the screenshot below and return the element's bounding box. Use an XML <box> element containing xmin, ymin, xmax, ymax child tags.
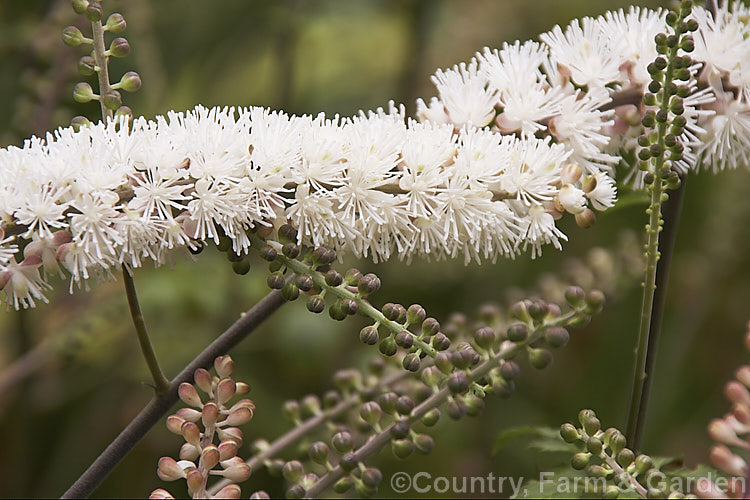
<box><xmin>474</xmin><ymin>326</ymin><xmax>496</xmax><ymax>349</ymax></box>
<box><xmin>357</xmin><ymin>273</ymin><xmax>381</xmax><ymax>295</ymax></box>
<box><xmin>571</xmin><ymin>452</ymin><xmax>591</xmax><ymax>470</ymax></box>
<box><xmin>62</xmin><ymin>26</ymin><xmax>87</xmax><ymax>46</ymax></box>
<box><xmin>585</xmin><ymin>290</ymin><xmax>605</xmax><ymax>314</ymax></box>
<box><xmin>232</xmin><ymin>258</ymin><xmax>250</xmax><ymax>275</ymax></box>
<box><xmin>282</xmin><ymin>242</ymin><xmax>300</xmax><ymax>258</ymax></box>
<box><xmin>77</xmin><ymin>55</ymin><xmax>96</xmax><ymax>76</ymax></box>
<box><xmin>360</xmin><ymin>401</ymin><xmax>381</xmax><ymax>426</ymax></box>
<box><xmin>464</xmin><ymin>394</ymin><xmax>485</xmax><ymax>416</ymax></box>
<box><xmin>324</xmin><ymin>269</ymin><xmax>343</xmax><ymax>287</ymax></box>
<box><xmin>72</xmin><ymin>0</ymin><xmax>88</xmax><ymax>14</ymax></box>
<box><xmin>617</xmin><ymin>448</ymin><xmax>635</xmax><ymax>468</ymax></box>
<box><xmin>609</xmin><ymin>430</ymin><xmax>627</xmax><ymax>454</ymax></box>
<box><xmin>378</xmin><ymin>336</ymin><xmax>397</xmax><ymax>356</ymax></box>
<box><xmin>102</xmin><ymin>90</ymin><xmax>122</xmax><ymax>110</ymax></box>
<box><xmin>421</xmin><ymin>408</ymin><xmax>440</xmax><ymax>427</ymax></box>
<box><xmin>281</xmin><ymin>460</ymin><xmax>303</xmax><ymax>483</ymax></box>
<box><xmin>311</xmin><ymin>245</ymin><xmax>336</xmax><ymax>266</ymax></box>
<box><xmin>528</xmin><ymin>347</ymin><xmax>552</xmax><ymax>370</ymax></box>
<box><xmin>278</xmin><ymin>224</ymin><xmax>297</xmax><ymax>243</ymax></box>
<box><xmin>73</xmin><ymin>82</ymin><xmax>97</xmax><ymax>103</ymax></box>
<box><xmin>109</xmin><ymin>37</ymin><xmax>130</xmax><ymax>57</ymax></box>
<box><xmin>586</xmin><ymin>465</ymin><xmax>608</xmax><ymax>478</ymax></box>
<box><xmin>634</xmin><ymin>454</ymin><xmax>652</xmax><ymax>474</ymax></box>
<box><xmin>308</xmin><ymin>441</ymin><xmax>329</xmax><ymax>465</ymax></box>
<box><xmin>406</xmin><ymin>303</ymin><xmax>426</xmax><ymax>325</ymax></box>
<box><xmin>339</xmin><ymin>452</ymin><xmax>358</xmax><ymax>471</ymax></box>
<box><xmin>300</xmin><ymin>395</ymin><xmax>321</xmax><ymax>418</ymax></box>
<box><xmin>414</xmin><ymin>434</ymin><xmax>435</xmax><ymax>454</ymax></box>
<box><xmin>105</xmin><ymin>13</ymin><xmax>127</xmax><ymax>33</ymax></box>
<box><xmin>565</xmin><ymin>286</ymin><xmax>586</xmax><ymax>307</ymax></box>
<box><xmin>499</xmin><ymin>360</ymin><xmax>520</xmax><ymax>380</ymax></box>
<box><xmin>392</xmin><ymin>439</ymin><xmax>414</xmax><ymax>459</ymax></box>
<box><xmin>583</xmin><ymin>415</ymin><xmax>601</xmax><ymax>436</ymax></box>
<box><xmin>390</xmin><ymin>421</ymin><xmax>410</xmax><ymax>439</ymax></box>
<box><xmin>85</xmin><ymin>1</ymin><xmax>103</xmax><ymax>21</ymax></box>
<box><xmin>332</xmin><ymin>431</ymin><xmax>353</xmax><ymax>453</ymax></box>
<box><xmin>118</xmin><ymin>71</ymin><xmax>141</xmax><ymax>93</ymax></box>
<box><xmin>70</xmin><ymin>115</ymin><xmax>90</xmax><ymax>131</ymax></box>
<box><xmin>340</xmin><ymin>298</ymin><xmax>358</xmax><ymax>315</ymax></box>
<box><xmin>285</xmin><ymin>485</ymin><xmax>305</xmax><ymax>499</ymax></box>
<box><xmin>333</xmin><ymin>477</ymin><xmax>353</xmax><ymax>494</ymax></box>
<box><xmin>281</xmin><ymin>282</ymin><xmax>300</xmax><ymax>301</ymax></box>
<box><xmin>344</xmin><ymin>268</ymin><xmax>363</xmax><ymax>286</ymax></box>
<box><xmin>643</xmin><ymin>93</ymin><xmax>657</xmax><ymax>106</ymax></box>
<box><xmin>604</xmin><ymin>485</ymin><xmax>620</xmax><ymax>499</ymax></box>
<box><xmin>686</xmin><ymin>18</ymin><xmax>699</xmax><ymax>32</ymax></box>
<box><xmin>431</xmin><ymin>332</ymin><xmax>450</xmax><ymax>351</ymax></box>
<box><xmin>328</xmin><ymin>301</ymin><xmax>347</xmax><ymax>321</ymax></box>
<box><xmin>586</xmin><ymin>436</ymin><xmax>603</xmax><ymax>455</ymax></box>
<box><xmin>510</xmin><ymin>300</ymin><xmax>531</xmax><ymax>322</ymax></box>
<box><xmin>282</xmin><ymin>400</ymin><xmax>300</xmax><ymax>421</ymax></box>
<box><xmin>402</xmin><ymin>353</ymin><xmax>420</xmax><ymax>372</ymax></box>
<box><xmin>560</xmin><ymin>423</ymin><xmax>580</xmax><ymax>443</ymax></box>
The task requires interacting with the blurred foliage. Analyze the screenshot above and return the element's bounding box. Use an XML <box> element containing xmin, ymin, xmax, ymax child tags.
<box><xmin>1</xmin><ymin>0</ymin><xmax>750</xmax><ymax>498</ymax></box>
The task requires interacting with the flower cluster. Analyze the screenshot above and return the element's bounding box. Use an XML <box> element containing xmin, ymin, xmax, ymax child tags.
<box><xmin>1</xmin><ymin>2</ymin><xmax>749</xmax><ymax>309</ymax></box>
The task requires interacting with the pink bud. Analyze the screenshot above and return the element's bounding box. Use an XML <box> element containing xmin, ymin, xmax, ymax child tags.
<box><xmin>185</xmin><ymin>467</ymin><xmax>205</xmax><ymax>496</ymax></box>
<box><xmin>52</xmin><ymin>230</ymin><xmax>73</xmax><ymax>246</ymax></box>
<box><xmin>194</xmin><ymin>368</ymin><xmax>214</xmax><ymax>395</ymax></box>
<box><xmin>694</xmin><ymin>478</ymin><xmax>728</xmax><ymax>499</ymax></box>
<box><xmin>709</xmin><ymin>444</ymin><xmax>747</xmax><ymax>477</ymax></box>
<box><xmin>737</xmin><ymin>366</ymin><xmax>750</xmax><ymax>389</ymax></box>
<box><xmin>178</xmin><ymin>382</ymin><xmax>203</xmax><ymax>408</ymax></box>
<box><xmin>175</xmin><ymin>408</ymin><xmax>202</xmax><ymax>422</ymax></box>
<box><xmin>202</xmin><ymin>402</ymin><xmax>219</xmax><ymax>428</ymax></box>
<box><xmin>708</xmin><ymin>419</ymin><xmax>749</xmax><ymax>449</ymax></box>
<box><xmin>214</xmin><ymin>484</ymin><xmax>242</xmax><ymax>499</ymax></box>
<box><xmin>229</xmin><ymin>398</ymin><xmax>255</xmax><ymax>413</ymax></box>
<box><xmin>734</xmin><ymin>404</ymin><xmax>750</xmax><ymax>426</ymax></box>
<box><xmin>179</xmin><ymin>443</ymin><xmax>200</xmax><ymax>461</ymax></box>
<box><xmin>216</xmin><ymin>462</ymin><xmax>251</xmax><ymax>483</ymax></box>
<box><xmin>200</xmin><ymin>445</ymin><xmax>220</xmax><ymax>471</ymax></box>
<box><xmin>148</xmin><ymin>488</ymin><xmax>175</xmax><ymax>499</ymax></box>
<box><xmin>218</xmin><ymin>440</ymin><xmax>239</xmax><ymax>461</ymax></box>
<box><xmin>157</xmin><ymin>457</ymin><xmax>186</xmax><ymax>481</ymax></box>
<box><xmin>217</xmin><ymin>378</ymin><xmax>237</xmax><ymax>406</ymax></box>
<box><xmin>217</xmin><ymin>427</ymin><xmax>243</xmax><ymax>446</ymax></box>
<box><xmin>166</xmin><ymin>415</ymin><xmax>186</xmax><ymax>435</ymax></box>
<box><xmin>214</xmin><ymin>355</ymin><xmax>234</xmax><ymax>378</ymax></box>
<box><xmin>224</xmin><ymin>407</ymin><xmax>253</xmax><ymax>427</ymax></box>
<box><xmin>181</xmin><ymin>421</ymin><xmax>202</xmax><ymax>448</ymax></box>
<box><xmin>726</xmin><ymin>381</ymin><xmax>750</xmax><ymax>408</ymax></box>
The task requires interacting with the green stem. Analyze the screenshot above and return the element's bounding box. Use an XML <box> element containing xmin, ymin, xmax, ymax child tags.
<box><xmin>625</xmin><ymin>18</ymin><xmax>686</xmax><ymax>450</ymax></box>
<box><xmin>89</xmin><ymin>16</ymin><xmax>170</xmax><ymax>394</ymax></box>
<box><xmin>122</xmin><ymin>265</ymin><xmax>170</xmax><ymax>395</ymax></box>
<box><xmin>252</xmin><ymin>234</ymin><xmax>437</xmax><ymax>357</ymax></box>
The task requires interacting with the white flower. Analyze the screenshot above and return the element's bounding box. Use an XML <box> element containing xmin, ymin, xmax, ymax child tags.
<box><xmin>521</xmin><ymin>205</ymin><xmax>568</xmax><ymax>259</ymax></box>
<box><xmin>541</xmin><ymin>16</ymin><xmax>623</xmax><ymax>89</ymax></box>
<box><xmin>497</xmin><ymin>136</ymin><xmax>569</xmax><ymax>205</ymax></box>
<box><xmin>0</xmin><ymin>257</ymin><xmax>50</xmax><ymax>309</ymax></box>
<box><xmin>431</xmin><ymin>60</ymin><xmax>497</xmax><ymax>128</ymax></box>
<box><xmin>586</xmin><ymin>172</ymin><xmax>617</xmax><ymax>211</ymax></box>
<box><xmin>478</xmin><ymin>41</ymin><xmax>550</xmax><ymax>93</ymax></box>
<box><xmin>698</xmin><ymin>92</ymin><xmax>750</xmax><ymax>173</ymax></box>
<box><xmin>558</xmin><ymin>185</ymin><xmax>587</xmax><ymax>214</ymax></box>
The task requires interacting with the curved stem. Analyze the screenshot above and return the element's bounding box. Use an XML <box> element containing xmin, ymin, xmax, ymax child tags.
<box><xmin>122</xmin><ymin>265</ymin><xmax>170</xmax><ymax>395</ymax></box>
<box><xmin>60</xmin><ymin>288</ymin><xmax>288</xmax><ymax>499</ymax></box>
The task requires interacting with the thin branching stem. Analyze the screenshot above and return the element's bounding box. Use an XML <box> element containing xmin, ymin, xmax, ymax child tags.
<box><xmin>61</xmin><ymin>288</ymin><xmax>288</xmax><ymax>499</ymax></box>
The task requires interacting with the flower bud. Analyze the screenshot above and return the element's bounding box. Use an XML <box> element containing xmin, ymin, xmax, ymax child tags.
<box><xmin>544</xmin><ymin>326</ymin><xmax>570</xmax><ymax>348</ymax></box>
<box><xmin>301</xmin><ymin>395</ymin><xmax>321</xmax><ymax>417</ymax></box>
<box><xmin>500</xmin><ymin>360</ymin><xmax>520</xmax><ymax>380</ymax></box>
<box><xmin>109</xmin><ymin>37</ymin><xmax>130</xmax><ymax>57</ymax></box>
<box><xmin>435</xmin><ymin>351</ymin><xmax>453</xmax><ymax>374</ymax></box>
<box><xmin>102</xmin><ymin>90</ymin><xmax>122</xmax><ymax>110</ymax></box>
<box><xmin>333</xmin><ymin>477</ymin><xmax>353</xmax><ymax>494</ymax></box>
<box><xmin>309</xmin><ymin>441</ymin><xmax>330</xmax><ymax>465</ymax></box>
<box><xmin>332</xmin><ymin>431</ymin><xmax>353</xmax><ymax>453</ymax></box>
<box><xmin>72</xmin><ymin>0</ymin><xmax>88</xmax><ymax>14</ymax></box>
<box><xmin>63</xmin><ymin>26</ymin><xmax>87</xmax><ymax>46</ymax></box>
<box><xmin>175</xmin><ymin>407</ymin><xmax>201</xmax><ymax>423</ymax></box>
<box><xmin>217</xmin><ymin>427</ymin><xmax>243</xmax><ymax>446</ymax></box>
<box><xmin>281</xmin><ymin>282</ymin><xmax>300</xmax><ymax>301</ymax></box>
<box><xmin>193</xmin><ymin>368</ymin><xmax>213</xmax><ymax>395</ymax></box>
<box><xmin>402</xmin><ymin>353</ymin><xmax>420</xmax><ymax>372</ymax></box>
<box><xmin>358</xmin><ymin>273</ymin><xmax>381</xmax><ymax>295</ymax></box>
<box><xmin>360</xmin><ymin>401</ymin><xmax>381</xmax><ymax>426</ymax></box>
<box><xmin>225</xmin><ymin>407</ymin><xmax>254</xmax><ymax>426</ymax></box>
<box><xmin>181</xmin><ymin>421</ymin><xmax>202</xmax><ymax>448</ymax></box>
<box><xmin>345</xmin><ymin>268</ymin><xmax>363</xmax><ymax>286</ymax></box>
<box><xmin>421</xmin><ymin>408</ymin><xmax>440</xmax><ymax>427</ymax></box>
<box><xmin>617</xmin><ymin>448</ymin><xmax>635</xmax><ymax>468</ymax></box>
<box><xmin>221</xmin><ymin>462</ymin><xmax>252</xmax><ymax>482</ymax></box>
<box><xmin>586</xmin><ymin>436</ymin><xmax>603</xmax><ymax>455</ymax></box>
<box><xmin>474</xmin><ymin>326</ymin><xmax>496</xmax><ymax>350</ymax></box>
<box><xmin>218</xmin><ymin>440</ymin><xmax>239</xmax><ymax>461</ymax></box>
<box><xmin>421</xmin><ymin>366</ymin><xmax>442</xmax><ymax>387</ymax></box>
<box><xmin>73</xmin><ymin>82</ymin><xmax>96</xmax><ymax>103</ymax></box>
<box><xmin>105</xmin><ymin>13</ymin><xmax>127</xmax><ymax>33</ymax></box>
<box><xmin>448</xmin><ymin>371</ymin><xmax>470</xmax><ymax>394</ymax></box>
<box><xmin>361</xmin><ymin>467</ymin><xmax>383</xmax><ymax>488</ymax></box>
<box><xmin>282</xmin><ymin>460</ymin><xmax>303</xmax><ymax>483</ymax></box>
<box><xmin>214</xmin><ymin>485</ymin><xmax>241</xmax><ymax>499</ymax></box>
<box><xmin>201</xmin><ymin>401</ymin><xmax>219</xmax><ymax>427</ymax></box>
<box><xmin>166</xmin><ymin>415</ymin><xmax>186</xmax><ymax>434</ymax></box>
<box><xmin>560</xmin><ymin>423</ymin><xmax>580</xmax><ymax>443</ymax></box>
<box><xmin>634</xmin><ymin>454</ymin><xmax>652</xmax><ymax>474</ymax></box>
<box><xmin>157</xmin><ymin>457</ymin><xmax>187</xmax><ymax>481</ymax></box>
<box><xmin>406</xmin><ymin>304</ymin><xmax>426</xmax><ymax>325</ymax></box>
<box><xmin>395</xmin><ymin>396</ymin><xmax>415</xmax><ymax>415</ymax></box>
<box><xmin>84</xmin><ymin>1</ymin><xmax>103</xmax><ymax>21</ymax></box>
<box><xmin>392</xmin><ymin>439</ymin><xmax>414</xmax><ymax>459</ymax></box>
<box><xmin>575</xmin><ymin>208</ymin><xmax>596</xmax><ymax>229</ymax></box>
<box><xmin>431</xmin><ymin>332</ymin><xmax>451</xmax><ymax>350</ymax></box>
<box><xmin>446</xmin><ymin>398</ymin><xmax>467</xmax><ymax>420</ymax></box>
<box><xmin>216</xmin><ymin>378</ymin><xmax>236</xmax><ymax>406</ymax></box>
<box><xmin>528</xmin><ymin>347</ymin><xmax>552</xmax><ymax>369</ymax></box>
<box><xmin>179</xmin><ymin>443</ymin><xmax>200</xmax><ymax>461</ymax></box>
<box><xmin>507</xmin><ymin>323</ymin><xmax>528</xmax><ymax>342</ymax></box>
<box><xmin>119</xmin><ymin>71</ymin><xmax>142</xmax><ymax>93</ymax></box>
<box><xmin>178</xmin><ymin>383</ymin><xmax>202</xmax><ymax>408</ymax></box>
<box><xmin>200</xmin><ymin>445</ymin><xmax>220</xmax><ymax>470</ymax></box>
<box><xmin>571</xmin><ymin>452</ymin><xmax>591</xmax><ymax>470</ymax></box>
<box><xmin>465</xmin><ymin>394</ymin><xmax>485</xmax><ymax>416</ymax></box>
<box><xmin>285</xmin><ymin>485</ymin><xmax>305</xmax><ymax>499</ymax></box>
<box><xmin>422</xmin><ymin>317</ymin><xmax>440</xmax><ymax>335</ymax></box>
<box><xmin>149</xmin><ymin>488</ymin><xmax>175</xmax><ymax>499</ymax></box>
<box><xmin>585</xmin><ymin>465</ymin><xmax>608</xmax><ymax>478</ymax></box>
<box><xmin>379</xmin><ymin>336</ymin><xmax>397</xmax><ymax>356</ymax></box>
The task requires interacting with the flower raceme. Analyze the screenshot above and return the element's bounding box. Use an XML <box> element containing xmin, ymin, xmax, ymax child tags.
<box><xmin>1</xmin><ymin>3</ymin><xmax>749</xmax><ymax>310</ymax></box>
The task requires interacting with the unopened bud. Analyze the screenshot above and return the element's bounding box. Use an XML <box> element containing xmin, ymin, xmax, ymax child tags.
<box><xmin>73</xmin><ymin>82</ymin><xmax>96</xmax><ymax>103</ymax></box>
<box><xmin>109</xmin><ymin>37</ymin><xmax>130</xmax><ymax>57</ymax></box>
<box><xmin>63</xmin><ymin>26</ymin><xmax>87</xmax><ymax>46</ymax></box>
<box><xmin>178</xmin><ymin>383</ymin><xmax>202</xmax><ymax>408</ymax></box>
<box><xmin>157</xmin><ymin>457</ymin><xmax>187</xmax><ymax>481</ymax></box>
<box><xmin>575</xmin><ymin>208</ymin><xmax>596</xmax><ymax>229</ymax></box>
<box><xmin>105</xmin><ymin>13</ymin><xmax>127</xmax><ymax>33</ymax></box>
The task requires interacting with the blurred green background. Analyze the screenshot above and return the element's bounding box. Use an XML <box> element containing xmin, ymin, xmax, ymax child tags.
<box><xmin>1</xmin><ymin>0</ymin><xmax>750</xmax><ymax>498</ymax></box>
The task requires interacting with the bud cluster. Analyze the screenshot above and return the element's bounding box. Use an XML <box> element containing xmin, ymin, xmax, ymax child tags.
<box><xmin>65</xmin><ymin>0</ymin><xmax>139</xmax><ymax>123</ymax></box>
<box><xmin>696</xmin><ymin>321</ymin><xmax>750</xmax><ymax>499</ymax></box>
<box><xmin>150</xmin><ymin>356</ymin><xmax>255</xmax><ymax>499</ymax></box>
<box><xmin>560</xmin><ymin>409</ymin><xmax>694</xmax><ymax>499</ymax></box>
